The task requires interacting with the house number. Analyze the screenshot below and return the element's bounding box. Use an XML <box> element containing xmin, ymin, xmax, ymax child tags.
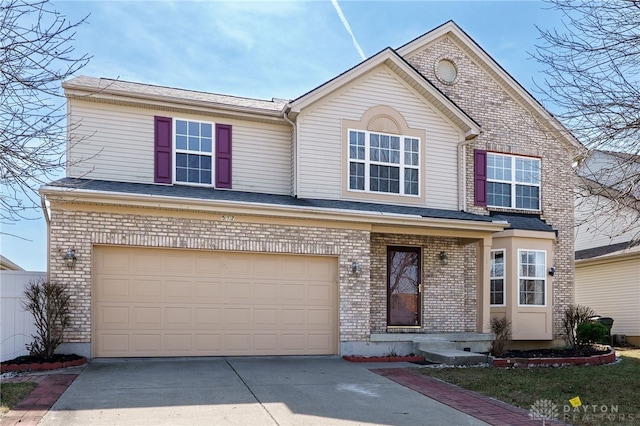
<box><xmin>221</xmin><ymin>215</ymin><xmax>235</xmax><ymax>221</ymax></box>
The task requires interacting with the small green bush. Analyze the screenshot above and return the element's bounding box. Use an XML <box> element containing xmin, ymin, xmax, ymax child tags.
<box><xmin>576</xmin><ymin>321</ymin><xmax>608</xmax><ymax>347</ymax></box>
<box><xmin>563</xmin><ymin>304</ymin><xmax>597</xmax><ymax>349</ymax></box>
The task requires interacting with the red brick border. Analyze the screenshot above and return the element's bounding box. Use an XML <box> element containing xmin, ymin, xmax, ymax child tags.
<box><xmin>1</xmin><ymin>357</ymin><xmax>87</xmax><ymax>373</ymax></box>
<box><xmin>491</xmin><ymin>348</ymin><xmax>616</xmax><ymax>368</ymax></box>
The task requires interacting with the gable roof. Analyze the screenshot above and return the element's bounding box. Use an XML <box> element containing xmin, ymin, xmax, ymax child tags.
<box><xmin>289</xmin><ymin>47</ymin><xmax>481</xmax><ymax>140</ymax></box>
<box><xmin>396</xmin><ymin>21</ymin><xmax>582</xmax><ymax>151</ymax></box>
<box><xmin>0</xmin><ymin>255</ymin><xmax>24</xmax><ymax>271</ymax></box>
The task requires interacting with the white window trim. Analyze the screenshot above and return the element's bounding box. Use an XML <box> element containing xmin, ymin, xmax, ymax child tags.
<box><xmin>490</xmin><ymin>249</ymin><xmax>506</xmax><ymax>307</ymax></box>
<box><xmin>172</xmin><ymin>117</ymin><xmax>215</xmax><ymax>187</ymax></box>
<box><xmin>347</xmin><ymin>128</ymin><xmax>420</xmax><ymax>197</ymax></box>
<box><xmin>487</xmin><ymin>153</ymin><xmax>541</xmax><ymax>211</ymax></box>
<box><xmin>517</xmin><ymin>249</ymin><xmax>547</xmax><ymax>307</ymax></box>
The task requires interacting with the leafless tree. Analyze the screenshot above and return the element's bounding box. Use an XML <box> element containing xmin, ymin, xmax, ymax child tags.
<box><xmin>1</xmin><ymin>0</ymin><xmax>89</xmax><ymax>233</ymax></box>
<box><xmin>534</xmin><ymin>0</ymin><xmax>640</xmax><ymax>243</ymax></box>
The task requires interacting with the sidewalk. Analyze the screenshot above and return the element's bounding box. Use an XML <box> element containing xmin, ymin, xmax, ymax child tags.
<box><xmin>1</xmin><ymin>369</ymin><xmax>82</xmax><ymax>426</ymax></box>
<box><xmin>374</xmin><ymin>368</ymin><xmax>566</xmax><ymax>426</ymax></box>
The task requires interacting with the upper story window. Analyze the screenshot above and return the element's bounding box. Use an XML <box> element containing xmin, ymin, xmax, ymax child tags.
<box><xmin>348</xmin><ymin>130</ymin><xmax>420</xmax><ymax>196</ymax></box>
<box><xmin>518</xmin><ymin>249</ymin><xmax>546</xmax><ymax>306</ymax></box>
<box><xmin>487</xmin><ymin>153</ymin><xmax>541</xmax><ymax>210</ymax></box>
<box><xmin>154</xmin><ymin>116</ymin><xmax>232</xmax><ymax>188</ymax></box>
<box><xmin>490</xmin><ymin>249</ymin><xmax>505</xmax><ymax>306</ymax></box>
<box><xmin>175</xmin><ymin>119</ymin><xmax>213</xmax><ymax>185</ymax></box>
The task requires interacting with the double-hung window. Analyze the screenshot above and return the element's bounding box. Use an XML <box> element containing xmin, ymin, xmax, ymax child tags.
<box><xmin>487</xmin><ymin>153</ymin><xmax>540</xmax><ymax>210</ymax></box>
<box><xmin>348</xmin><ymin>130</ymin><xmax>420</xmax><ymax>196</ymax></box>
<box><xmin>490</xmin><ymin>250</ymin><xmax>505</xmax><ymax>306</ymax></box>
<box><xmin>174</xmin><ymin>119</ymin><xmax>213</xmax><ymax>185</ymax></box>
<box><xmin>518</xmin><ymin>250</ymin><xmax>546</xmax><ymax>306</ymax></box>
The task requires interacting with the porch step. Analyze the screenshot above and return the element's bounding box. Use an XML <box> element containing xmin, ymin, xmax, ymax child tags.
<box><xmin>418</xmin><ymin>349</ymin><xmax>488</xmax><ymax>366</ymax></box>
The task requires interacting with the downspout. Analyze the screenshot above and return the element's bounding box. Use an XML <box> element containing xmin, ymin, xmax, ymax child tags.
<box><xmin>40</xmin><ymin>194</ymin><xmax>51</xmax><ymax>281</ymax></box>
<box><xmin>282</xmin><ymin>105</ymin><xmax>298</xmax><ymax>197</ymax></box>
<box><xmin>457</xmin><ymin>131</ymin><xmax>481</xmax><ymax>211</ymax></box>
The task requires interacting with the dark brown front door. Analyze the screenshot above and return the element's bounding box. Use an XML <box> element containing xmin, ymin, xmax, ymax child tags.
<box><xmin>387</xmin><ymin>247</ymin><xmax>421</xmax><ymax>326</ymax></box>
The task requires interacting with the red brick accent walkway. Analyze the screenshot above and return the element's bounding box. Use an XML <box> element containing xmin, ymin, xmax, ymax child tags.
<box><xmin>374</xmin><ymin>368</ymin><xmax>566</xmax><ymax>426</ymax></box>
<box><xmin>1</xmin><ymin>374</ymin><xmax>79</xmax><ymax>426</ymax></box>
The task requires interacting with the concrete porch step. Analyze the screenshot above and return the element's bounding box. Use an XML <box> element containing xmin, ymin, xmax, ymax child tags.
<box><xmin>419</xmin><ymin>349</ymin><xmax>488</xmax><ymax>366</ymax></box>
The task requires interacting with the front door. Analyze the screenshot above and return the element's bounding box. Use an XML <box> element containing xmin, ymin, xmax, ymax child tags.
<box><xmin>387</xmin><ymin>247</ymin><xmax>421</xmax><ymax>326</ymax></box>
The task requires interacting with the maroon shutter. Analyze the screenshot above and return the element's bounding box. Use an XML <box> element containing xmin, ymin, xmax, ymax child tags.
<box><xmin>474</xmin><ymin>149</ymin><xmax>487</xmax><ymax>206</ymax></box>
<box><xmin>154</xmin><ymin>116</ymin><xmax>172</xmax><ymax>184</ymax></box>
<box><xmin>215</xmin><ymin>124</ymin><xmax>232</xmax><ymax>189</ymax></box>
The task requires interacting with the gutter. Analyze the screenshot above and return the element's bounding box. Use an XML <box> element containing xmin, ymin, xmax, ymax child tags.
<box><xmin>39</xmin><ymin>185</ymin><xmax>508</xmax><ymax>233</ymax></box>
<box><xmin>457</xmin><ymin>134</ymin><xmax>480</xmax><ymax>211</ymax></box>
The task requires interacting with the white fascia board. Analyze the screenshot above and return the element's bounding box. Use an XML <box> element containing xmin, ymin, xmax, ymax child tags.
<box><xmin>40</xmin><ymin>185</ymin><xmax>507</xmax><ymax>233</ymax></box>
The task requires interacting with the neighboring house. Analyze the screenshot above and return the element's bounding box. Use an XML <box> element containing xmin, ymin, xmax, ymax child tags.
<box><xmin>574</xmin><ymin>150</ymin><xmax>640</xmax><ymax>346</ymax></box>
<box><xmin>0</xmin><ymin>255</ymin><xmax>24</xmax><ymax>271</ymax></box>
<box><xmin>40</xmin><ymin>21</ymin><xmax>581</xmax><ymax>359</ymax></box>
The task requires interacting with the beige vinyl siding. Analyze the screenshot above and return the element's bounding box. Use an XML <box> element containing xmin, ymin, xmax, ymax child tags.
<box><xmin>67</xmin><ymin>100</ymin><xmax>292</xmax><ymax>194</ymax></box>
<box><xmin>575</xmin><ymin>258</ymin><xmax>640</xmax><ymax>336</ymax></box>
<box><xmin>67</xmin><ymin>101</ymin><xmax>154</xmax><ymax>183</ymax></box>
<box><xmin>297</xmin><ymin>66</ymin><xmax>461</xmax><ymax>209</ymax></box>
<box><xmin>574</xmin><ymin>192</ymin><xmax>640</xmax><ymax>251</ymax></box>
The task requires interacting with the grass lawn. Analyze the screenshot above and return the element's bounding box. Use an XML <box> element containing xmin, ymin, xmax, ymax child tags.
<box><xmin>418</xmin><ymin>348</ymin><xmax>640</xmax><ymax>426</ymax></box>
<box><xmin>0</xmin><ymin>382</ymin><xmax>38</xmax><ymax>414</ymax></box>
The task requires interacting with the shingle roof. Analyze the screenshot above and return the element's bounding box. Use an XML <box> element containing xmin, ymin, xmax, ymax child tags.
<box><xmin>63</xmin><ymin>76</ymin><xmax>288</xmax><ymax>113</ymax></box>
<box><xmin>490</xmin><ymin>213</ymin><xmax>556</xmax><ymax>233</ymax></box>
<box><xmin>44</xmin><ymin>178</ymin><xmax>499</xmax><ymax>224</ymax></box>
<box><xmin>576</xmin><ymin>240</ymin><xmax>640</xmax><ymax>260</ymax></box>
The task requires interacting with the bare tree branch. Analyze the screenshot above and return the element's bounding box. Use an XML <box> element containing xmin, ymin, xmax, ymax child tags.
<box><xmin>534</xmin><ymin>0</ymin><xmax>640</xmax><ymax>243</ymax></box>
<box><xmin>1</xmin><ymin>0</ymin><xmax>90</xmax><ymax>228</ymax></box>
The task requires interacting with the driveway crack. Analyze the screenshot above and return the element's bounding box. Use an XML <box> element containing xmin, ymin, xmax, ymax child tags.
<box><xmin>224</xmin><ymin>358</ymin><xmax>280</xmax><ymax>425</ymax></box>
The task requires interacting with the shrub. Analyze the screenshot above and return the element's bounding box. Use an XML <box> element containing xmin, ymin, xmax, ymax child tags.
<box><xmin>22</xmin><ymin>279</ymin><xmax>71</xmax><ymax>359</ymax></box>
<box><xmin>489</xmin><ymin>316</ymin><xmax>512</xmax><ymax>357</ymax></box>
<box><xmin>576</xmin><ymin>321</ymin><xmax>608</xmax><ymax>347</ymax></box>
<box><xmin>562</xmin><ymin>304</ymin><xmax>596</xmax><ymax>349</ymax></box>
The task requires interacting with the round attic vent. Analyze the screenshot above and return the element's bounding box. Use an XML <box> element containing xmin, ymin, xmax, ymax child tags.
<box><xmin>436</xmin><ymin>59</ymin><xmax>458</xmax><ymax>84</ymax></box>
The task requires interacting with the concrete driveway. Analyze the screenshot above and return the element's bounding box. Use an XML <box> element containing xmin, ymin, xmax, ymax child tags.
<box><xmin>40</xmin><ymin>357</ymin><xmax>487</xmax><ymax>425</ymax></box>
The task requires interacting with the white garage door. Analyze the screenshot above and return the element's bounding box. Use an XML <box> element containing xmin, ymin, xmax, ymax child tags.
<box><xmin>93</xmin><ymin>246</ymin><xmax>338</xmax><ymax>357</ymax></box>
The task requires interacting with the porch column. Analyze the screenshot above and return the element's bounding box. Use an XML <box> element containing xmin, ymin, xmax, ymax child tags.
<box><xmin>476</xmin><ymin>236</ymin><xmax>492</xmax><ymax>333</ymax></box>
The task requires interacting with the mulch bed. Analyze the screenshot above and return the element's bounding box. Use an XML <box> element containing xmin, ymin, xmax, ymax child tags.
<box><xmin>1</xmin><ymin>353</ymin><xmax>87</xmax><ymax>373</ymax></box>
<box><xmin>491</xmin><ymin>344</ymin><xmax>616</xmax><ymax>368</ymax></box>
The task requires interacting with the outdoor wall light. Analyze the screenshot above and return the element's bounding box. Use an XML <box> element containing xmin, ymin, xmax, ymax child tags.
<box><xmin>439</xmin><ymin>251</ymin><xmax>448</xmax><ymax>266</ymax></box>
<box><xmin>351</xmin><ymin>261</ymin><xmax>362</xmax><ymax>276</ymax></box>
<box><xmin>549</xmin><ymin>267</ymin><xmax>556</xmax><ymax>277</ymax></box>
<box><xmin>63</xmin><ymin>248</ymin><xmax>77</xmax><ymax>269</ymax></box>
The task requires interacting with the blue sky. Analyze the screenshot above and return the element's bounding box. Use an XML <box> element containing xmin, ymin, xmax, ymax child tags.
<box><xmin>3</xmin><ymin>0</ymin><xmax>566</xmax><ymax>271</ymax></box>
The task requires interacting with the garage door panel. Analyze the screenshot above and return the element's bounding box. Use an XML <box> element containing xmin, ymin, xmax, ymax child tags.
<box><xmin>94</xmin><ymin>246</ymin><xmax>337</xmax><ymax>357</ymax></box>
<box><xmin>134</xmin><ymin>334</ymin><xmax>162</xmax><ymax>352</ymax></box>
<box><xmin>98</xmin><ymin>278</ymin><xmax>130</xmax><ymax>299</ymax></box>
<box><xmin>195</xmin><ymin>281</ymin><xmax>223</xmax><ymax>300</ymax></box>
<box><xmin>96</xmin><ymin>305</ymin><xmax>130</xmax><ymax>328</ymax></box>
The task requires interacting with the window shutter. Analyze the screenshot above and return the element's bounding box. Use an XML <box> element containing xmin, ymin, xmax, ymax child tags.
<box><xmin>154</xmin><ymin>116</ymin><xmax>172</xmax><ymax>184</ymax></box>
<box><xmin>474</xmin><ymin>149</ymin><xmax>487</xmax><ymax>206</ymax></box>
<box><xmin>215</xmin><ymin>124</ymin><xmax>232</xmax><ymax>189</ymax></box>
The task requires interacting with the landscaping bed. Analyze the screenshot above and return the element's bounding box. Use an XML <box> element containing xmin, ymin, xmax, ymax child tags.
<box><xmin>1</xmin><ymin>354</ymin><xmax>87</xmax><ymax>373</ymax></box>
<box><xmin>343</xmin><ymin>354</ymin><xmax>426</xmax><ymax>363</ymax></box>
<box><xmin>491</xmin><ymin>345</ymin><xmax>616</xmax><ymax>368</ymax></box>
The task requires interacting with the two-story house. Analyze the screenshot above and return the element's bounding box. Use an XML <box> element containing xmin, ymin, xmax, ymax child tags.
<box><xmin>41</xmin><ymin>21</ymin><xmax>581</xmax><ymax>359</ymax></box>
<box><xmin>574</xmin><ymin>150</ymin><xmax>640</xmax><ymax>346</ymax></box>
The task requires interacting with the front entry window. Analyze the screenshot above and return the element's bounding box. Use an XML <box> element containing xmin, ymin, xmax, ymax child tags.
<box><xmin>387</xmin><ymin>247</ymin><xmax>421</xmax><ymax>326</ymax></box>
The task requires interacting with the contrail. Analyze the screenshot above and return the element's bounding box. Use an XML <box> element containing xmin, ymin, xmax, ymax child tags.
<box><xmin>331</xmin><ymin>0</ymin><xmax>366</xmax><ymax>61</ymax></box>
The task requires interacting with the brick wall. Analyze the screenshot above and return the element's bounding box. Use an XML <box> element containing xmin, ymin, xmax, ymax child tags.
<box><xmin>48</xmin><ymin>206</ymin><xmax>371</xmax><ymax>344</ymax></box>
<box><xmin>406</xmin><ymin>37</ymin><xmax>577</xmax><ymax>339</ymax></box>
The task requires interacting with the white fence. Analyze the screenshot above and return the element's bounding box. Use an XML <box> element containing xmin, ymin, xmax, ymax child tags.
<box><xmin>1</xmin><ymin>271</ymin><xmax>46</xmax><ymax>362</ymax></box>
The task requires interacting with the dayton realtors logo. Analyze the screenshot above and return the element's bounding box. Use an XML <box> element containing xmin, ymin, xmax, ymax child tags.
<box><xmin>529</xmin><ymin>396</ymin><xmax>636</xmax><ymax>424</ymax></box>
